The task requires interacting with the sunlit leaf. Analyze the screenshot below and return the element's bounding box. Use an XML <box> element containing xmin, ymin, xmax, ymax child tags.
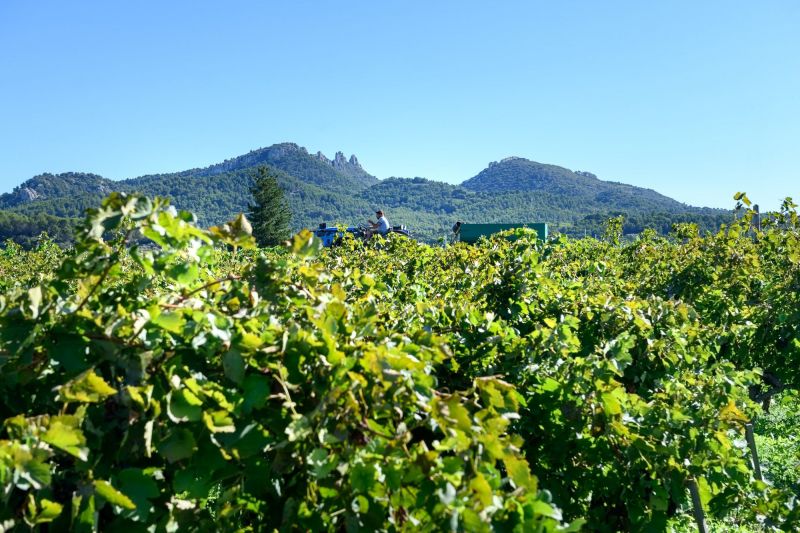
<box><xmin>57</xmin><ymin>370</ymin><xmax>117</xmax><ymax>403</ymax></box>
<box><xmin>94</xmin><ymin>480</ymin><xmax>136</xmax><ymax>510</ymax></box>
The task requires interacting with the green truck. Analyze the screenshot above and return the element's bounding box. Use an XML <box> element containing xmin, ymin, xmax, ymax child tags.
<box><xmin>452</xmin><ymin>222</ymin><xmax>548</xmax><ymax>243</ymax></box>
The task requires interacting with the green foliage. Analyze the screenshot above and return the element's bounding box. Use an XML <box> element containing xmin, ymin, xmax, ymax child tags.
<box><xmin>0</xmin><ymin>235</ymin><xmax>65</xmax><ymax>291</ymax></box>
<box><xmin>603</xmin><ymin>215</ymin><xmax>624</xmax><ymax>245</ymax></box>
<box><xmin>754</xmin><ymin>391</ymin><xmax>800</xmax><ymax>497</ymax></box>
<box><xmin>0</xmin><ymin>193</ymin><xmax>571</xmax><ymax>531</ymax></box>
<box><xmin>0</xmin><ymin>192</ymin><xmax>798</xmax><ymax>531</ymax></box>
<box><xmin>248</xmin><ymin>167</ymin><xmax>292</xmax><ymax>247</ymax></box>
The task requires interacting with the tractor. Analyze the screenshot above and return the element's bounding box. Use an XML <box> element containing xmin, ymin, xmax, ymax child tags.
<box><xmin>313</xmin><ymin>222</ymin><xmax>413</xmax><ymax>247</ymax></box>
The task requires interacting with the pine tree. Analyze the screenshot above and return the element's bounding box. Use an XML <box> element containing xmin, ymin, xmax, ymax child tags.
<box><xmin>248</xmin><ymin>166</ymin><xmax>292</xmax><ymax>247</ymax></box>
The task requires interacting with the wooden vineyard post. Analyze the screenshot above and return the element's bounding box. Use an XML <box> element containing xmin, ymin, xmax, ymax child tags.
<box><xmin>687</xmin><ymin>478</ymin><xmax>708</xmax><ymax>533</ymax></box>
<box><xmin>745</xmin><ymin>423</ymin><xmax>763</xmax><ymax>481</ymax></box>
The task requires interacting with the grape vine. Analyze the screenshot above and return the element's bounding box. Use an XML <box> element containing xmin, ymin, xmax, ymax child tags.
<box><xmin>0</xmin><ymin>192</ymin><xmax>798</xmax><ymax>531</ymax></box>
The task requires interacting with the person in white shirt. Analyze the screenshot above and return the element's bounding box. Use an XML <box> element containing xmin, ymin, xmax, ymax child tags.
<box><xmin>367</xmin><ymin>210</ymin><xmax>390</xmax><ymax>238</ymax></box>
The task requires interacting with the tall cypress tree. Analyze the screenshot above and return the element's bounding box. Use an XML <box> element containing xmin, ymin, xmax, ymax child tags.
<box><xmin>248</xmin><ymin>166</ymin><xmax>292</xmax><ymax>247</ymax></box>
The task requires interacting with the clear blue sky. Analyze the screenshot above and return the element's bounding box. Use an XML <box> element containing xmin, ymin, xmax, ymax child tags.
<box><xmin>1</xmin><ymin>1</ymin><xmax>798</xmax><ymax>209</ymax></box>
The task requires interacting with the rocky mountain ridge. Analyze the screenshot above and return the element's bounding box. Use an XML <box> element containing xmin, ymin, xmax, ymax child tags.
<box><xmin>0</xmin><ymin>142</ymin><xmax>732</xmax><ymax>246</ymax></box>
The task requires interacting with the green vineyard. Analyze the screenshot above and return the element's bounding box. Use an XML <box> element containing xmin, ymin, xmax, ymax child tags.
<box><xmin>0</xmin><ymin>193</ymin><xmax>798</xmax><ymax>531</ymax></box>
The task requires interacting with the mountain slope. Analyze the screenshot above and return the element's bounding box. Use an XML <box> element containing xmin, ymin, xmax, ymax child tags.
<box><xmin>0</xmin><ymin>144</ymin><xmax>733</xmax><ymax>246</ymax></box>
<box><xmin>462</xmin><ymin>157</ymin><xmax>688</xmax><ymax>212</ymax></box>
<box><xmin>463</xmin><ymin>157</ymin><xmax>593</xmax><ymax>194</ymax></box>
<box><xmin>0</xmin><ymin>144</ymin><xmax>379</xmax><ymax>230</ymax></box>
<box><xmin>126</xmin><ymin>143</ymin><xmax>378</xmax><ymax>194</ymax></box>
<box><xmin>123</xmin><ymin>166</ymin><xmax>373</xmax><ymax>228</ymax></box>
<box><xmin>0</xmin><ymin>173</ymin><xmax>114</xmax><ymax>211</ymax></box>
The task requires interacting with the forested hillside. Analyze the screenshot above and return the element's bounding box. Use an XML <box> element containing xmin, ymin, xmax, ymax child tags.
<box><xmin>0</xmin><ymin>143</ymin><xmax>733</xmax><ymax>246</ymax></box>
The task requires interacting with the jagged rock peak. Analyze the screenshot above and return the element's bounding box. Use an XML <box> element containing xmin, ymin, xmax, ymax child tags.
<box><xmin>333</xmin><ymin>151</ymin><xmax>348</xmax><ymax>169</ymax></box>
<box><xmin>314</xmin><ymin>150</ymin><xmax>364</xmax><ymax>172</ymax></box>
